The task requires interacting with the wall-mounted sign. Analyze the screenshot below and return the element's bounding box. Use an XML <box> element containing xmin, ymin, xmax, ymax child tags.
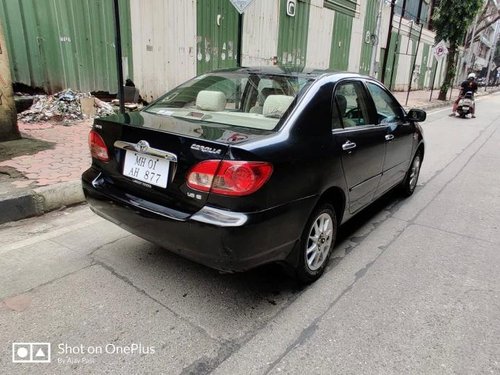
<box><xmin>287</xmin><ymin>0</ymin><xmax>297</xmax><ymax>17</ymax></box>
<box><xmin>229</xmin><ymin>0</ymin><xmax>255</xmax><ymax>14</ymax></box>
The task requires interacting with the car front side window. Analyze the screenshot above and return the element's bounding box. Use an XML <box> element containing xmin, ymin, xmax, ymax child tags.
<box><xmin>333</xmin><ymin>82</ymin><xmax>371</xmax><ymax>129</ymax></box>
<box><xmin>366</xmin><ymin>82</ymin><xmax>404</xmax><ymax>124</ymax></box>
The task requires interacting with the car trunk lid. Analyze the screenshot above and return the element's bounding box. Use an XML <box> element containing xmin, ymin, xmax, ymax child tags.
<box><xmin>92</xmin><ymin>112</ymin><xmax>273</xmax><ymax>214</ymax></box>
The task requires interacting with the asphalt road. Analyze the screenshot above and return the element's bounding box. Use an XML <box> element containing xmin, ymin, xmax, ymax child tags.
<box><xmin>1</xmin><ymin>93</ymin><xmax>500</xmax><ymax>374</ymax></box>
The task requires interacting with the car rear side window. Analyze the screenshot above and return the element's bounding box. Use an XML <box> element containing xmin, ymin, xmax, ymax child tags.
<box><xmin>333</xmin><ymin>82</ymin><xmax>371</xmax><ymax>129</ymax></box>
<box><xmin>145</xmin><ymin>72</ymin><xmax>313</xmax><ymax>131</ymax></box>
<box><xmin>366</xmin><ymin>82</ymin><xmax>404</xmax><ymax>124</ymax></box>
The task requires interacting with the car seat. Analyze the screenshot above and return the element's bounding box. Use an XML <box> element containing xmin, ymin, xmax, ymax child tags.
<box><xmin>336</xmin><ymin>94</ymin><xmax>356</xmax><ymax>127</ymax></box>
<box><xmin>262</xmin><ymin>95</ymin><xmax>294</xmax><ymax>118</ymax></box>
<box><xmin>250</xmin><ymin>87</ymin><xmax>285</xmax><ymax>114</ymax></box>
<box><xmin>196</xmin><ymin>91</ymin><xmax>227</xmax><ymax>111</ymax></box>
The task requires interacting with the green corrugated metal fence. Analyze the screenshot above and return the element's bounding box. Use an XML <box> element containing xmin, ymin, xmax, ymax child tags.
<box><xmin>330</xmin><ymin>11</ymin><xmax>352</xmax><ymax>71</ymax></box>
<box><xmin>384</xmin><ymin>31</ymin><xmax>400</xmax><ymax>90</ymax></box>
<box><xmin>277</xmin><ymin>0</ymin><xmax>310</xmax><ymax>70</ymax></box>
<box><xmin>0</xmin><ymin>0</ymin><xmax>133</xmax><ymax>94</ymax></box>
<box><xmin>359</xmin><ymin>0</ymin><xmax>379</xmax><ymax>75</ymax></box>
<box><xmin>196</xmin><ymin>0</ymin><xmax>240</xmax><ymax>75</ymax></box>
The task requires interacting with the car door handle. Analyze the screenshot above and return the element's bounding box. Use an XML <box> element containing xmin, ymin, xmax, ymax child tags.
<box><xmin>342</xmin><ymin>140</ymin><xmax>357</xmax><ymax>151</ymax></box>
<box><xmin>385</xmin><ymin>134</ymin><xmax>395</xmax><ymax>141</ymax></box>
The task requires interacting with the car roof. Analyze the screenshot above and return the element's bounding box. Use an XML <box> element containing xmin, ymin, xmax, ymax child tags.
<box><xmin>213</xmin><ymin>66</ymin><xmax>368</xmax><ymax>82</ymax></box>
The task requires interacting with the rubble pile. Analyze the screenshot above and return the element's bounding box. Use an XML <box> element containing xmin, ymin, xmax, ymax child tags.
<box><xmin>18</xmin><ymin>89</ymin><xmax>115</xmax><ymax>123</ymax></box>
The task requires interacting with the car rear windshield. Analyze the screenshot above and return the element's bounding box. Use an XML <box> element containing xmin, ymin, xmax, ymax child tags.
<box><xmin>145</xmin><ymin>72</ymin><xmax>313</xmax><ymax>131</ymax></box>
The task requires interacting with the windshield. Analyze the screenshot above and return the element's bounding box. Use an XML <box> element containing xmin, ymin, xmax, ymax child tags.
<box><xmin>145</xmin><ymin>72</ymin><xmax>313</xmax><ymax>131</ymax></box>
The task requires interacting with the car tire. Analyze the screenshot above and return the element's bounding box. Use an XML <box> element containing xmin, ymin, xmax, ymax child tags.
<box><xmin>294</xmin><ymin>203</ymin><xmax>337</xmax><ymax>284</ymax></box>
<box><xmin>400</xmin><ymin>151</ymin><xmax>422</xmax><ymax>197</ymax></box>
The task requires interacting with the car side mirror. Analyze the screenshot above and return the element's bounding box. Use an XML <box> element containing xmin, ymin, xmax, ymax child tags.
<box><xmin>407</xmin><ymin>108</ymin><xmax>426</xmax><ymax>122</ymax></box>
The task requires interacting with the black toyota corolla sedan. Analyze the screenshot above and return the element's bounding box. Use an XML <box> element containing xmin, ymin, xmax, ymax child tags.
<box><xmin>82</xmin><ymin>67</ymin><xmax>426</xmax><ymax>283</ymax></box>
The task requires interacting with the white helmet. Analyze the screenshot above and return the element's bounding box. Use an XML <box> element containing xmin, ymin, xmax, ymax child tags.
<box><xmin>468</xmin><ymin>72</ymin><xmax>476</xmax><ymax>79</ymax></box>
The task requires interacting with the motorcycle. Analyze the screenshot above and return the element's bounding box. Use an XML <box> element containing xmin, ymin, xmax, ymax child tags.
<box><xmin>456</xmin><ymin>91</ymin><xmax>475</xmax><ymax>118</ymax></box>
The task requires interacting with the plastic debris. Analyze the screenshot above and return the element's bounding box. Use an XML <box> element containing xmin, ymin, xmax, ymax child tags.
<box><xmin>94</xmin><ymin>98</ymin><xmax>115</xmax><ymax>115</ymax></box>
<box><xmin>18</xmin><ymin>89</ymin><xmax>115</xmax><ymax>123</ymax></box>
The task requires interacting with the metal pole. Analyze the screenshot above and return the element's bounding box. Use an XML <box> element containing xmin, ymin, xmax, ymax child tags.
<box><xmin>405</xmin><ymin>20</ymin><xmax>424</xmax><ymax>106</ymax></box>
<box><xmin>112</xmin><ymin>0</ymin><xmax>125</xmax><ymax>114</ymax></box>
<box><xmin>429</xmin><ymin>59</ymin><xmax>437</xmax><ymax>102</ymax></box>
<box><xmin>369</xmin><ymin>0</ymin><xmax>385</xmax><ymax>77</ymax></box>
<box><xmin>389</xmin><ymin>0</ymin><xmax>407</xmax><ymax>90</ymax></box>
<box><xmin>237</xmin><ymin>13</ymin><xmax>243</xmax><ymax>67</ymax></box>
<box><xmin>416</xmin><ymin>0</ymin><xmax>423</xmax><ymax>24</ymax></box>
<box><xmin>449</xmin><ymin>52</ymin><xmax>455</xmax><ymax>101</ymax></box>
<box><xmin>381</xmin><ymin>0</ymin><xmax>395</xmax><ymax>84</ymax></box>
<box><xmin>406</xmin><ymin>20</ymin><xmax>413</xmax><ymax>55</ymax></box>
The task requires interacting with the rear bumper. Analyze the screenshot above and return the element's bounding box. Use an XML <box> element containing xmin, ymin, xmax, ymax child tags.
<box><xmin>82</xmin><ymin>168</ymin><xmax>316</xmax><ymax>272</ymax></box>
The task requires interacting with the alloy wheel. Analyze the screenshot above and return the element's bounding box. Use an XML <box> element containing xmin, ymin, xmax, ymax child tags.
<box><xmin>409</xmin><ymin>155</ymin><xmax>421</xmax><ymax>191</ymax></box>
<box><xmin>306</xmin><ymin>213</ymin><xmax>334</xmax><ymax>271</ymax></box>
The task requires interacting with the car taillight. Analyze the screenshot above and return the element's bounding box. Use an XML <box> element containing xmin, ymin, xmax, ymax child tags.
<box><xmin>187</xmin><ymin>160</ymin><xmax>273</xmax><ymax>196</ymax></box>
<box><xmin>88</xmin><ymin>130</ymin><xmax>110</xmax><ymax>162</ymax></box>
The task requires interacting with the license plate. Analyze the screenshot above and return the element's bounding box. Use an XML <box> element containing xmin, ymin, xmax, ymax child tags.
<box><xmin>123</xmin><ymin>151</ymin><xmax>170</xmax><ymax>188</ymax></box>
<box><xmin>462</xmin><ymin>106</ymin><xmax>469</xmax><ymax>110</ymax></box>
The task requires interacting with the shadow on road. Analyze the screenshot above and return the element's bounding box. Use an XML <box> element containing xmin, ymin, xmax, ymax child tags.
<box><xmin>95</xmin><ymin>188</ymin><xmax>406</xmax><ymax>304</ymax></box>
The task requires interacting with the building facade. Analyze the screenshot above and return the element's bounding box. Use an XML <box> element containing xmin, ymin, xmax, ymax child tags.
<box><xmin>458</xmin><ymin>0</ymin><xmax>500</xmax><ymax>81</ymax></box>
<box><xmin>0</xmin><ymin>0</ymin><xmax>446</xmax><ymax>100</ymax></box>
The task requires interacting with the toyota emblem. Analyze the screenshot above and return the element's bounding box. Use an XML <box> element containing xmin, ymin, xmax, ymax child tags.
<box><xmin>136</xmin><ymin>140</ymin><xmax>150</xmax><ymax>153</ymax></box>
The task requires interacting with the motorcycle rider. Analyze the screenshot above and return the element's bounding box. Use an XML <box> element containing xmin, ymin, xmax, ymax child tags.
<box><xmin>450</xmin><ymin>72</ymin><xmax>478</xmax><ymax>118</ymax></box>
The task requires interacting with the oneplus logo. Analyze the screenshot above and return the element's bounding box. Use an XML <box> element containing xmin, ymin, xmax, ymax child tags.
<box><xmin>12</xmin><ymin>343</ymin><xmax>51</xmax><ymax>363</ymax></box>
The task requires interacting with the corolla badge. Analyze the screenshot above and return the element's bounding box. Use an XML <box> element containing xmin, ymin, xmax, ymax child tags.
<box><xmin>190</xmin><ymin>143</ymin><xmax>222</xmax><ymax>155</ymax></box>
<box><xmin>135</xmin><ymin>140</ymin><xmax>150</xmax><ymax>153</ymax></box>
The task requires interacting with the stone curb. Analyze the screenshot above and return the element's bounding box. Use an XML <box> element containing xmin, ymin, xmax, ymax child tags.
<box><xmin>403</xmin><ymin>88</ymin><xmax>500</xmax><ymax>112</ymax></box>
<box><xmin>0</xmin><ymin>180</ymin><xmax>84</xmax><ymax>225</ymax></box>
<box><xmin>415</xmin><ymin>100</ymin><xmax>453</xmax><ymax>111</ymax></box>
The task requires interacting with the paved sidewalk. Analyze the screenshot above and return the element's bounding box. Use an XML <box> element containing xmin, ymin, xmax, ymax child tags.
<box><xmin>0</xmin><ymin>87</ymin><xmax>498</xmax><ymax>224</ymax></box>
<box><xmin>394</xmin><ymin>85</ymin><xmax>499</xmax><ymax>110</ymax></box>
<box><xmin>393</xmin><ymin>88</ymin><xmax>450</xmax><ymax>109</ymax></box>
<box><xmin>0</xmin><ymin>120</ymin><xmax>91</xmax><ymax>223</ymax></box>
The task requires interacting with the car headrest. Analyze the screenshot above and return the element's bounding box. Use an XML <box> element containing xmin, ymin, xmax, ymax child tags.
<box><xmin>257</xmin><ymin>87</ymin><xmax>285</xmax><ymax>105</ymax></box>
<box><xmin>196</xmin><ymin>91</ymin><xmax>226</xmax><ymax>111</ymax></box>
<box><xmin>336</xmin><ymin>94</ymin><xmax>347</xmax><ymax>115</ymax></box>
<box><xmin>262</xmin><ymin>95</ymin><xmax>294</xmax><ymax>118</ymax></box>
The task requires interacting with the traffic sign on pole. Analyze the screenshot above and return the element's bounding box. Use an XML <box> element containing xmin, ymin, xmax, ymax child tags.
<box><xmin>433</xmin><ymin>40</ymin><xmax>449</xmax><ymax>62</ymax></box>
